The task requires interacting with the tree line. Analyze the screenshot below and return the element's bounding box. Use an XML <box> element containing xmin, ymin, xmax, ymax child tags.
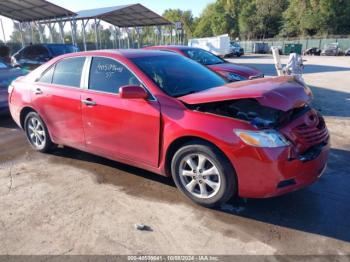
<box><xmin>7</xmin><ymin>23</ymin><xmax>113</xmax><ymax>46</ymax></box>
<box><xmin>163</xmin><ymin>0</ymin><xmax>350</xmax><ymax>40</ymax></box>
<box><xmin>5</xmin><ymin>0</ymin><xmax>350</xmax><ymax>47</ymax></box>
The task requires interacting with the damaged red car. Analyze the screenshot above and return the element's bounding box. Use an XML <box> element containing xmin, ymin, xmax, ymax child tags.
<box><xmin>144</xmin><ymin>45</ymin><xmax>264</xmax><ymax>81</ymax></box>
<box><xmin>8</xmin><ymin>50</ymin><xmax>329</xmax><ymax>207</ymax></box>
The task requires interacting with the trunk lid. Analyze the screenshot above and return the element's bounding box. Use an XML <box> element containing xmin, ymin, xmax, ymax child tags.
<box><xmin>178</xmin><ymin>76</ymin><xmax>312</xmax><ymax>112</ymax></box>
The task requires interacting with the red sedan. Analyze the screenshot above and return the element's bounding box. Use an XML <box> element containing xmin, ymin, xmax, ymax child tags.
<box><xmin>144</xmin><ymin>45</ymin><xmax>264</xmax><ymax>81</ymax></box>
<box><xmin>8</xmin><ymin>50</ymin><xmax>329</xmax><ymax>207</ymax></box>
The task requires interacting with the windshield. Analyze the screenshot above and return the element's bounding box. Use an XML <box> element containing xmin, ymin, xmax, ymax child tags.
<box><xmin>131</xmin><ymin>54</ymin><xmax>227</xmax><ymax>97</ymax></box>
<box><xmin>183</xmin><ymin>49</ymin><xmax>225</xmax><ymax>66</ymax></box>
<box><xmin>47</xmin><ymin>45</ymin><xmax>79</xmax><ymax>56</ymax></box>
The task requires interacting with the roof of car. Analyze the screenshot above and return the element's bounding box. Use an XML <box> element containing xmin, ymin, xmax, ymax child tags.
<box><xmin>21</xmin><ymin>43</ymin><xmax>77</xmax><ymax>49</ymax></box>
<box><xmin>147</xmin><ymin>45</ymin><xmax>198</xmax><ymax>51</ymax></box>
<box><xmin>42</xmin><ymin>44</ymin><xmax>76</xmax><ymax>46</ymax></box>
<box><xmin>64</xmin><ymin>49</ymin><xmax>180</xmax><ymax>59</ymax></box>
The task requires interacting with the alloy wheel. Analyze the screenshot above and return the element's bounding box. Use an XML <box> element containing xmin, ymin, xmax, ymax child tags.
<box><xmin>27</xmin><ymin>116</ymin><xmax>46</xmax><ymax>149</ymax></box>
<box><xmin>178</xmin><ymin>153</ymin><xmax>221</xmax><ymax>199</ymax></box>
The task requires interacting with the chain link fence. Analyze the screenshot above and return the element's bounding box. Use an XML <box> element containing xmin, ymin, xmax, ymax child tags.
<box><xmin>240</xmin><ymin>36</ymin><xmax>350</xmax><ymax>54</ymax></box>
<box><xmin>4</xmin><ymin>36</ymin><xmax>350</xmax><ymax>55</ymax></box>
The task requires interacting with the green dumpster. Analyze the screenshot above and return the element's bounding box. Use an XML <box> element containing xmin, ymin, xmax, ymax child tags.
<box><xmin>284</xmin><ymin>44</ymin><xmax>302</xmax><ymax>55</ymax></box>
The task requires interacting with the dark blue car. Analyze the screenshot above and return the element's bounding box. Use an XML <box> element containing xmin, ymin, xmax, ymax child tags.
<box><xmin>0</xmin><ymin>60</ymin><xmax>28</xmax><ymax>114</ymax></box>
<box><xmin>11</xmin><ymin>44</ymin><xmax>79</xmax><ymax>70</ymax></box>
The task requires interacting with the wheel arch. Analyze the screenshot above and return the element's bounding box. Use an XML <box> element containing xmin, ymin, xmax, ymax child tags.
<box><xmin>19</xmin><ymin>106</ymin><xmax>37</xmax><ymax>129</ymax></box>
<box><xmin>19</xmin><ymin>107</ymin><xmax>55</xmax><ymax>144</ymax></box>
<box><xmin>164</xmin><ymin>136</ymin><xmax>238</xmax><ymax>187</ymax></box>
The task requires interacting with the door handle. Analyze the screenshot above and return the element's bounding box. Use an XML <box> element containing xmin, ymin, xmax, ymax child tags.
<box><xmin>34</xmin><ymin>87</ymin><xmax>43</xmax><ymax>95</ymax></box>
<box><xmin>82</xmin><ymin>99</ymin><xmax>96</xmax><ymax>106</ymax></box>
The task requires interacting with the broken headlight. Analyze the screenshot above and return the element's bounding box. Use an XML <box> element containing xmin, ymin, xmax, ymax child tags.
<box><xmin>234</xmin><ymin>129</ymin><xmax>290</xmax><ymax>148</ymax></box>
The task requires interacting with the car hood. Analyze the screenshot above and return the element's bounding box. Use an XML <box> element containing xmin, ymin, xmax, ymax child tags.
<box><xmin>178</xmin><ymin>76</ymin><xmax>312</xmax><ymax>112</ymax></box>
<box><xmin>207</xmin><ymin>62</ymin><xmax>261</xmax><ymax>78</ymax></box>
<box><xmin>0</xmin><ymin>68</ymin><xmax>28</xmax><ymax>88</ymax></box>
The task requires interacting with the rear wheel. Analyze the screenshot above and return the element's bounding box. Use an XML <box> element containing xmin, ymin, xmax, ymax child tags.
<box><xmin>24</xmin><ymin>112</ymin><xmax>54</xmax><ymax>153</ymax></box>
<box><xmin>171</xmin><ymin>141</ymin><xmax>236</xmax><ymax>208</ymax></box>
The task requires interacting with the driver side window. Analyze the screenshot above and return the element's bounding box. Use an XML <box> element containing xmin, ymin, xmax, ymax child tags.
<box><xmin>88</xmin><ymin>57</ymin><xmax>141</xmax><ymax>94</ymax></box>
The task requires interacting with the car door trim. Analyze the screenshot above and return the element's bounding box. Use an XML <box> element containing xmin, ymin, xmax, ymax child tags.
<box><xmin>81</xmin><ymin>56</ymin><xmax>91</xmax><ymax>89</ymax></box>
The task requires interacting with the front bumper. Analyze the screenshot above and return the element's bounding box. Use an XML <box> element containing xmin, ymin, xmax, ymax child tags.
<box><xmin>229</xmin><ymin>141</ymin><xmax>330</xmax><ymax>198</ymax></box>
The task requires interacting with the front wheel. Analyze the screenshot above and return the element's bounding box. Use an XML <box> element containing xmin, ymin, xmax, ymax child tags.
<box><xmin>171</xmin><ymin>141</ymin><xmax>236</xmax><ymax>208</ymax></box>
<box><xmin>24</xmin><ymin>112</ymin><xmax>54</xmax><ymax>153</ymax></box>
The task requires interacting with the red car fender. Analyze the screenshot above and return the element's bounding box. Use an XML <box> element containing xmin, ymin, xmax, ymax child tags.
<box><xmin>158</xmin><ymin>105</ymin><xmax>256</xmax><ymax>177</ymax></box>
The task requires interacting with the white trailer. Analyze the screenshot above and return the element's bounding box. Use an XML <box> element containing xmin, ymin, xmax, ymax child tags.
<box><xmin>188</xmin><ymin>34</ymin><xmax>231</xmax><ymax>57</ymax></box>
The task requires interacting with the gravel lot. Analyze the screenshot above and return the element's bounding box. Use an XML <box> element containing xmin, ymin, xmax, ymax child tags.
<box><xmin>0</xmin><ymin>54</ymin><xmax>349</xmax><ymax>255</ymax></box>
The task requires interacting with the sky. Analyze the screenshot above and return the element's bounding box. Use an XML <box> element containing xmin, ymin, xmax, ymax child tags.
<box><xmin>0</xmin><ymin>0</ymin><xmax>214</xmax><ymax>42</ymax></box>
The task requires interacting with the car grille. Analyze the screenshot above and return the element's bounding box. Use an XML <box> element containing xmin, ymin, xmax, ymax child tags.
<box><xmin>292</xmin><ymin>113</ymin><xmax>329</xmax><ymax>152</ymax></box>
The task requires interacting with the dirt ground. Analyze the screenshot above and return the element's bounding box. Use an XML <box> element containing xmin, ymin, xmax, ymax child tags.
<box><xmin>0</xmin><ymin>55</ymin><xmax>349</xmax><ymax>255</ymax></box>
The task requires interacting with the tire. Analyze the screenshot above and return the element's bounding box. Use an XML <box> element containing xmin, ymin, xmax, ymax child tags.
<box><xmin>24</xmin><ymin>112</ymin><xmax>54</xmax><ymax>153</ymax></box>
<box><xmin>171</xmin><ymin>141</ymin><xmax>236</xmax><ymax>208</ymax></box>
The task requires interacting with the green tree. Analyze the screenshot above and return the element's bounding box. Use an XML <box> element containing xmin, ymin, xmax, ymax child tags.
<box><xmin>84</xmin><ymin>24</ymin><xmax>112</xmax><ymax>47</ymax></box>
<box><xmin>282</xmin><ymin>0</ymin><xmax>350</xmax><ymax>37</ymax></box>
<box><xmin>281</xmin><ymin>0</ymin><xmax>322</xmax><ymax>36</ymax></box>
<box><xmin>193</xmin><ymin>4</ymin><xmax>215</xmax><ymax>37</ymax></box>
<box><xmin>163</xmin><ymin>9</ymin><xmax>195</xmax><ymax>38</ymax></box>
<box><xmin>223</xmin><ymin>0</ymin><xmax>241</xmax><ymax>37</ymax></box>
<box><xmin>239</xmin><ymin>0</ymin><xmax>258</xmax><ymax>39</ymax></box>
<box><xmin>99</xmin><ymin>27</ymin><xmax>112</xmax><ymax>48</ymax></box>
<box><xmin>193</xmin><ymin>0</ymin><xmax>240</xmax><ymax>38</ymax></box>
<box><xmin>9</xmin><ymin>22</ymin><xmax>46</xmax><ymax>43</ymax></box>
<box><xmin>324</xmin><ymin>0</ymin><xmax>350</xmax><ymax>35</ymax></box>
<box><xmin>239</xmin><ymin>0</ymin><xmax>288</xmax><ymax>39</ymax></box>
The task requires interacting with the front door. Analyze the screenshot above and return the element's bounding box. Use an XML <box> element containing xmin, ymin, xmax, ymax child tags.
<box><xmin>81</xmin><ymin>56</ymin><xmax>161</xmax><ymax>167</ymax></box>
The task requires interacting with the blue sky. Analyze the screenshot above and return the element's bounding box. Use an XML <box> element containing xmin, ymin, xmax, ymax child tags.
<box><xmin>1</xmin><ymin>0</ymin><xmax>214</xmax><ymax>41</ymax></box>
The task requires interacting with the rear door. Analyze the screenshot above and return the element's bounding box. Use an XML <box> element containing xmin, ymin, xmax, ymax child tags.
<box><xmin>81</xmin><ymin>56</ymin><xmax>161</xmax><ymax>167</ymax></box>
<box><xmin>32</xmin><ymin>57</ymin><xmax>86</xmax><ymax>149</ymax></box>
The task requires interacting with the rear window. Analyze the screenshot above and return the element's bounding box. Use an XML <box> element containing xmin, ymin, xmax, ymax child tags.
<box><xmin>131</xmin><ymin>54</ymin><xmax>226</xmax><ymax>97</ymax></box>
<box><xmin>183</xmin><ymin>49</ymin><xmax>225</xmax><ymax>66</ymax></box>
<box><xmin>52</xmin><ymin>57</ymin><xmax>85</xmax><ymax>87</ymax></box>
<box><xmin>47</xmin><ymin>45</ymin><xmax>79</xmax><ymax>57</ymax></box>
<box><xmin>38</xmin><ymin>65</ymin><xmax>55</xmax><ymax>83</ymax></box>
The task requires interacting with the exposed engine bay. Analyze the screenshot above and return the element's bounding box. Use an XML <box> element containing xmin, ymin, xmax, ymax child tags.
<box><xmin>187</xmin><ymin>99</ymin><xmax>310</xmax><ymax>129</ymax></box>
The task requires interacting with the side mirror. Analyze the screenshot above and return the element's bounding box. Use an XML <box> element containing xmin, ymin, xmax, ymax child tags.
<box><xmin>119</xmin><ymin>85</ymin><xmax>148</xmax><ymax>99</ymax></box>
